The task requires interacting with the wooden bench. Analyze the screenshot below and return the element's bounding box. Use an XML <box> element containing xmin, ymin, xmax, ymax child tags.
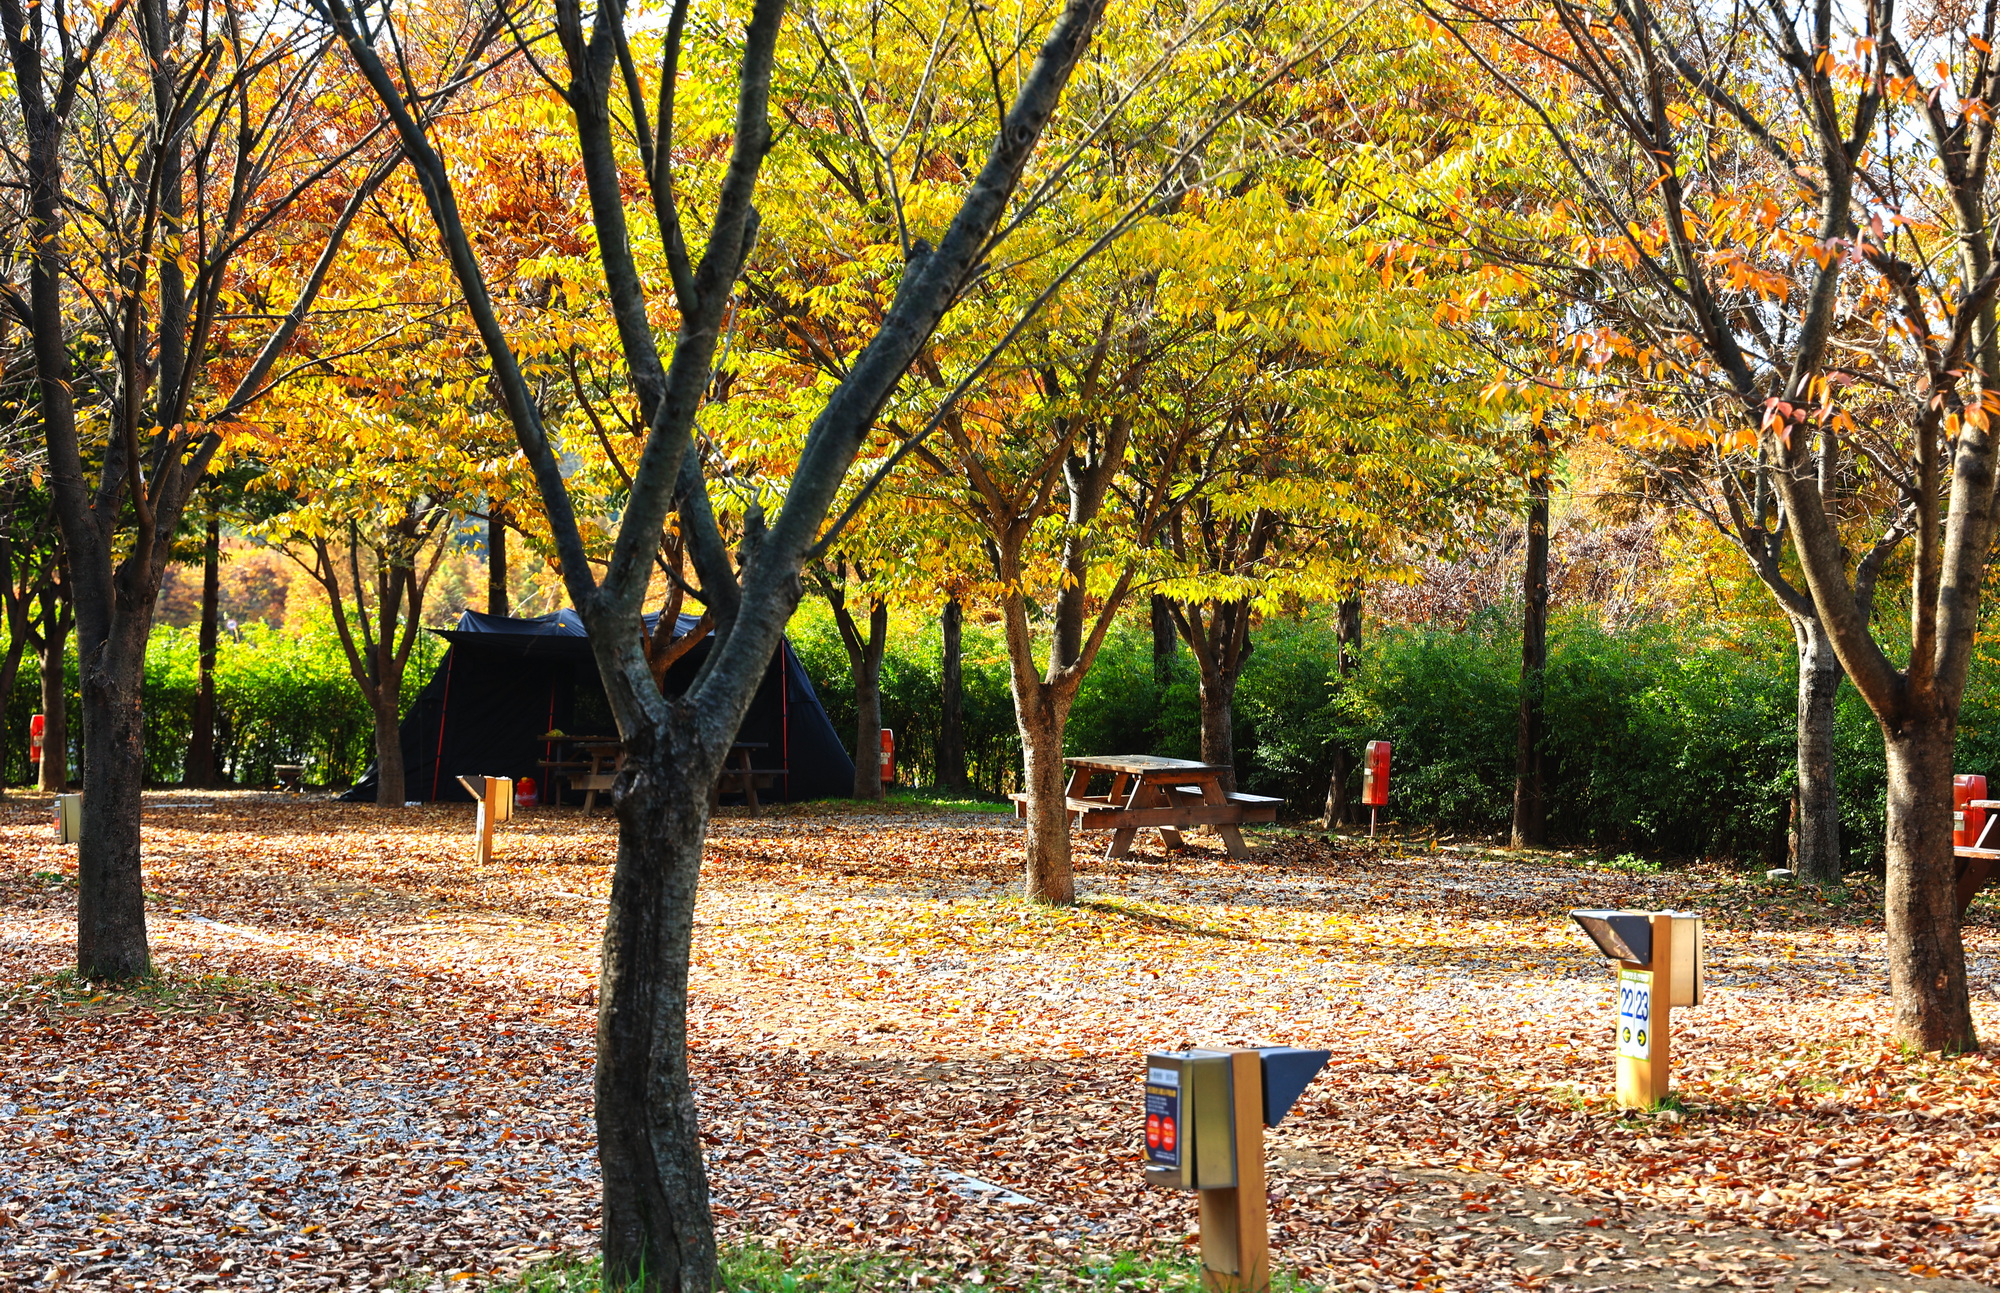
<box><xmin>712</xmin><ymin>744</ymin><xmax>783</xmax><ymax>815</ymax></box>
<box><xmin>1009</xmin><ymin>756</ymin><xmax>1278</xmax><ymax>859</ymax></box>
<box><xmin>1009</xmin><ymin>793</ymin><xmax>1279</xmax><ymax>829</ymax></box>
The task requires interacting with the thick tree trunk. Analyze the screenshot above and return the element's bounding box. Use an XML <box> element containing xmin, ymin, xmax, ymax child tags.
<box><xmin>1017</xmin><ymin>686</ymin><xmax>1075</xmax><ymax>904</ymax></box>
<box><xmin>38</xmin><ymin>604</ymin><xmax>70</xmax><ymax>793</ymax></box>
<box><xmin>938</xmin><ymin>596</ymin><xmax>966</xmax><ymax>794</ymax></box>
<box><xmin>853</xmin><ymin>674</ymin><xmax>883</xmax><ymax>800</ymax></box>
<box><xmin>1197</xmin><ymin>666</ymin><xmax>1237</xmax><ymax>794</ymax></box>
<box><xmin>1792</xmin><ymin>613</ymin><xmax>1842</xmax><ymax>884</ymax></box>
<box><xmin>597</xmin><ymin>719</ymin><xmax>722</xmax><ymax>1292</ymax></box>
<box><xmin>185</xmin><ymin>515</ymin><xmax>222</xmax><ymax>788</ymax></box>
<box><xmin>848</xmin><ymin>598</ymin><xmax>888</xmax><ymax>800</ymax></box>
<box><xmin>1511</xmin><ymin>482</ymin><xmax>1549</xmax><ymax>848</ymax></box>
<box><xmin>488</xmin><ymin>507</ymin><xmax>509</xmax><ymax>616</ymax></box>
<box><xmin>371</xmin><ymin>693</ymin><xmax>406</xmax><ymax>807</ymax></box>
<box><xmin>75</xmin><ymin>625</ymin><xmax>151</xmax><ymax>979</ymax></box>
<box><xmin>1325</xmin><ymin>594</ymin><xmax>1362</xmax><ymax>826</ymax></box>
<box><xmin>1151</xmin><ymin>593</ymin><xmax>1176</xmax><ymax>689</ymax></box>
<box><xmin>1882</xmin><ymin>727</ymin><xmax>1978</xmax><ymax>1053</ymax></box>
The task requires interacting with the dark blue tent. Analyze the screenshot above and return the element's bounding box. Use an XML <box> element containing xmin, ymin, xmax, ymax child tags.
<box><xmin>345</xmin><ymin>609</ymin><xmax>853</xmax><ymax>804</ymax></box>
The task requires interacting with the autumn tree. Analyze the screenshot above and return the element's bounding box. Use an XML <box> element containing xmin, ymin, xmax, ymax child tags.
<box><xmin>733</xmin><ymin>0</ymin><xmax>1362</xmax><ymax>901</ymax></box>
<box><xmin>0</xmin><ymin>0</ymin><xmax>437</xmax><ymax>978</ymax></box>
<box><xmin>314</xmin><ymin>0</ymin><xmax>1124</xmax><ymax>1284</ymax></box>
<box><xmin>243</xmin><ymin>408</ymin><xmax>476</xmax><ymax>807</ymax></box>
<box><xmin>1425</xmin><ymin>0</ymin><xmax>1998</xmax><ymax>1049</ymax></box>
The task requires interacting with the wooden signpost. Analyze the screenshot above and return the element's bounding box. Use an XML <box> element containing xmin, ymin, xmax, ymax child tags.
<box><xmin>53</xmin><ymin>793</ymin><xmax>80</xmax><ymax>844</ymax></box>
<box><xmin>1144</xmin><ymin>1046</ymin><xmax>1330</xmax><ymax>1293</ymax></box>
<box><xmin>457</xmin><ymin>775</ymin><xmax>514</xmax><ymax>865</ymax></box>
<box><xmin>1573</xmin><ymin>910</ymin><xmax>1703</xmax><ymax>1108</ymax></box>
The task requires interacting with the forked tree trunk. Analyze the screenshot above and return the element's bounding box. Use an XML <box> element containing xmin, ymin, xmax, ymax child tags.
<box><xmin>1171</xmin><ymin>599</ymin><xmax>1253</xmax><ymax>794</ymax></box>
<box><xmin>1015</xmin><ymin>683</ymin><xmax>1076</xmax><ymax>904</ymax></box>
<box><xmin>597</xmin><ymin>716</ymin><xmax>726</xmax><ymax>1291</ymax></box>
<box><xmin>314</xmin><ymin>0</ymin><xmax>1121</xmax><ymax>1280</ymax></box>
<box><xmin>1511</xmin><ymin>478</ymin><xmax>1549</xmax><ymax>849</ymax></box>
<box><xmin>76</xmin><ymin>618</ymin><xmax>153</xmax><ymax>979</ymax></box>
<box><xmin>938</xmin><ymin>597</ymin><xmax>966</xmax><ymax>794</ymax></box>
<box><xmin>185</xmin><ymin>515</ymin><xmax>222</xmax><ymax>788</ymax></box>
<box><xmin>822</xmin><ymin>580</ymin><xmax>888</xmax><ymax>800</ymax></box>
<box><xmin>1883</xmin><ymin>727</ymin><xmax>1978</xmax><ymax>1053</ymax></box>
<box><xmin>1792</xmin><ymin>613</ymin><xmax>1843</xmax><ymax>884</ymax></box>
<box><xmin>37</xmin><ymin>601</ymin><xmax>69</xmax><ymax>792</ymax></box>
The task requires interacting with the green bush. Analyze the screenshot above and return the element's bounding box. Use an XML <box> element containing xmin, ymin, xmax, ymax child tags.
<box><xmin>13</xmin><ymin>586</ymin><xmax>1991</xmax><ymax>870</ymax></box>
<box><xmin>787</xmin><ymin>604</ymin><xmax>1020</xmax><ymax>798</ymax></box>
<box><xmin>1</xmin><ymin>609</ymin><xmax>439</xmax><ymax>789</ymax></box>
<box><xmin>1235</xmin><ymin>608</ymin><xmax>1905</xmax><ymax>866</ymax></box>
<box><xmin>1063</xmin><ymin>622</ymin><xmax>1202</xmax><ymax>762</ymax></box>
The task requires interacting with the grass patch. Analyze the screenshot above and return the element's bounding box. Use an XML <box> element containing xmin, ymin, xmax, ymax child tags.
<box><xmin>0</xmin><ymin>968</ymin><xmax>324</xmax><ymax>1020</ymax></box>
<box><xmin>886</xmin><ymin>788</ymin><xmax>1013</xmax><ymax>814</ymax></box>
<box><xmin>494</xmin><ymin>1247</ymin><xmax>1316</xmax><ymax>1291</ymax></box>
<box><xmin>773</xmin><ymin>791</ymin><xmax>1012</xmax><ymax>817</ymax></box>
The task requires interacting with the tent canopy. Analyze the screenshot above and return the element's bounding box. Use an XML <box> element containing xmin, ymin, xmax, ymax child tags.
<box><xmin>346</xmin><ymin>609</ymin><xmax>853</xmax><ymax>803</ymax></box>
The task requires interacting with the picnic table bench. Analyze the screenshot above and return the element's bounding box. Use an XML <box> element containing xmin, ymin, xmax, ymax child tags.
<box><xmin>539</xmin><ymin>734</ymin><xmax>782</xmax><ymax>816</ymax></box>
<box><xmin>1010</xmin><ymin>754</ymin><xmax>1279</xmax><ymax>860</ymax></box>
<box><xmin>1954</xmin><ymin>797</ymin><xmax>2000</xmax><ymax>916</ymax></box>
<box><xmin>712</xmin><ymin>742</ymin><xmax>784</xmax><ymax>816</ymax></box>
<box><xmin>538</xmin><ymin>734</ymin><xmax>623</xmax><ymax>814</ymax></box>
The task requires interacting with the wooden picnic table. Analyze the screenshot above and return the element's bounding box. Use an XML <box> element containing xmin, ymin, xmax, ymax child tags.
<box><xmin>712</xmin><ymin>741</ymin><xmax>784</xmax><ymax>816</ymax></box>
<box><xmin>539</xmin><ymin>735</ymin><xmax>782</xmax><ymax>816</ymax></box>
<box><xmin>537</xmin><ymin>734</ymin><xmax>622</xmax><ymax>814</ymax></box>
<box><xmin>1953</xmin><ymin>797</ymin><xmax>2000</xmax><ymax>916</ymax></box>
<box><xmin>1011</xmin><ymin>754</ymin><xmax>1280</xmax><ymax>860</ymax></box>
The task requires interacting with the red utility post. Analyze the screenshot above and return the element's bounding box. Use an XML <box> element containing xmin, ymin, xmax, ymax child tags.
<box><xmin>1360</xmin><ymin>740</ymin><xmax>1391</xmax><ymax>836</ymax></box>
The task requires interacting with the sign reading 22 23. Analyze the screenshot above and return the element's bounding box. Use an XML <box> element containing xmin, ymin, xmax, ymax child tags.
<box><xmin>1617</xmin><ymin>969</ymin><xmax>1652</xmax><ymax>1060</ymax></box>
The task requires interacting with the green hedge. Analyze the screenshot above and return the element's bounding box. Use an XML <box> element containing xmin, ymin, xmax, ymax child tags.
<box><xmin>785</xmin><ymin>602</ymin><xmax>1930</xmax><ymax>868</ymax></box>
<box><xmin>9</xmin><ymin>594</ymin><xmax>1986</xmax><ymax>869</ymax></box>
<box><xmin>787</xmin><ymin>605</ymin><xmax>1021</xmax><ymax>797</ymax></box>
<box><xmin>1236</xmin><ymin>610</ymin><xmax>1910</xmax><ymax>868</ymax></box>
<box><xmin>2</xmin><ymin>610</ymin><xmax>439</xmax><ymax>789</ymax></box>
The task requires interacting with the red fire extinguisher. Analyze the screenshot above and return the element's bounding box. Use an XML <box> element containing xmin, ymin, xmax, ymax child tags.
<box><xmin>1361</xmin><ymin>739</ymin><xmax>1391</xmax><ymax>836</ymax></box>
<box><xmin>879</xmin><ymin>729</ymin><xmax>895</xmax><ymax>786</ymax></box>
<box><xmin>1954</xmin><ymin>774</ymin><xmax>1987</xmax><ymax>849</ymax></box>
<box><xmin>29</xmin><ymin>714</ymin><xmax>44</xmax><ymax>764</ymax></box>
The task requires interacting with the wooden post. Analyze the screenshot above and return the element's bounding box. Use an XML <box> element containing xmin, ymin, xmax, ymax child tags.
<box><xmin>475</xmin><ymin>788</ymin><xmax>496</xmax><ymax>865</ymax></box>
<box><xmin>471</xmin><ymin>776</ymin><xmax>510</xmax><ymax>866</ymax></box>
<box><xmin>1614</xmin><ymin>913</ymin><xmax>1675</xmax><ymax>1108</ymax></box>
<box><xmin>1199</xmin><ymin>1049</ymin><xmax>1270</xmax><ymax>1293</ymax></box>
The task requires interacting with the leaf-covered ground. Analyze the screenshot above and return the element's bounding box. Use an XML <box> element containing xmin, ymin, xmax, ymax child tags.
<box><xmin>2</xmin><ymin>792</ymin><xmax>1998</xmax><ymax>1291</ymax></box>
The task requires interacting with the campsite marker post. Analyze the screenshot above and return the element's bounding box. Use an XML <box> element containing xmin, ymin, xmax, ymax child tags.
<box><xmin>1571</xmin><ymin>910</ymin><xmax>1704</xmax><ymax>1108</ymax></box>
<box><xmin>458</xmin><ymin>776</ymin><xmax>514</xmax><ymax>864</ymax></box>
<box><xmin>53</xmin><ymin>793</ymin><xmax>80</xmax><ymax>844</ymax></box>
<box><xmin>1145</xmin><ymin>1046</ymin><xmax>1331</xmax><ymax>1292</ymax></box>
